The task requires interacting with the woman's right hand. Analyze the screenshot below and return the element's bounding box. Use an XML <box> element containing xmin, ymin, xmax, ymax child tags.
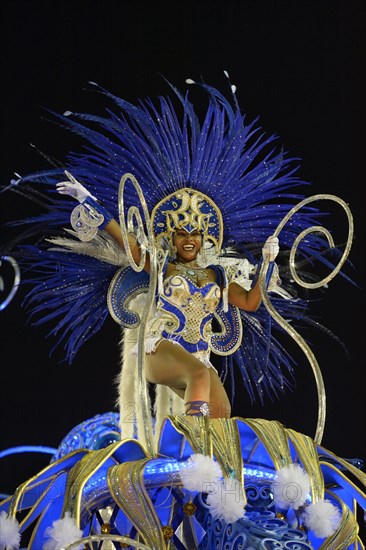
<box><xmin>56</xmin><ymin>171</ymin><xmax>95</xmax><ymax>203</ymax></box>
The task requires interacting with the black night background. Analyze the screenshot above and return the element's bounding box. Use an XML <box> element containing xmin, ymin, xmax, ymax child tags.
<box><xmin>0</xmin><ymin>0</ymin><xmax>365</xmax><ymax>538</ymax></box>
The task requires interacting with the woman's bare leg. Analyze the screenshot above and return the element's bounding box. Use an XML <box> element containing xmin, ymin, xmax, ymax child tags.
<box><xmin>144</xmin><ymin>341</ymin><xmax>211</xmax><ymax>412</ymax></box>
<box><xmin>207</xmin><ymin>368</ymin><xmax>231</xmax><ymax>419</ymax></box>
<box><xmin>144</xmin><ymin>341</ymin><xmax>231</xmax><ymax>418</ymax></box>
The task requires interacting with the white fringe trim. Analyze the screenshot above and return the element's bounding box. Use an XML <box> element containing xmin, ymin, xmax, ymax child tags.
<box><xmin>117</xmin><ymin>294</ymin><xmax>185</xmax><ymax>450</ymax></box>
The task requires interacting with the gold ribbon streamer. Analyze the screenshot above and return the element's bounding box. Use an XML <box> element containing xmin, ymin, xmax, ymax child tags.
<box><xmin>259</xmin><ymin>194</ymin><xmax>354</xmax><ymax>444</ymax></box>
<box><xmin>320</xmin><ymin>490</ymin><xmax>359</xmax><ymax>549</ymax></box>
<box><xmin>165</xmin><ymin>415</ymin><xmax>213</xmax><ymax>457</ymax></box>
<box><xmin>108</xmin><ymin>459</ymin><xmax>167</xmax><ymax>549</ymax></box>
<box><xmin>8</xmin><ymin>450</ymin><xmax>88</xmax><ymax>520</ymax></box>
<box><xmin>287</xmin><ymin>428</ymin><xmax>324</xmax><ymax>503</ymax></box>
<box><xmin>211</xmin><ymin>419</ymin><xmax>244</xmax><ymax>487</ymax></box>
<box><xmin>62</xmin><ymin>441</ymin><xmax>140</xmax><ymax>525</ymax></box>
<box><xmin>243</xmin><ymin>419</ymin><xmax>292</xmax><ymax>470</ymax></box>
<box><xmin>317</xmin><ymin>446</ymin><xmax>366</xmax><ymax>489</ymax></box>
<box><xmin>319</xmin><ymin>462</ymin><xmax>366</xmax><ymax>514</ymax></box>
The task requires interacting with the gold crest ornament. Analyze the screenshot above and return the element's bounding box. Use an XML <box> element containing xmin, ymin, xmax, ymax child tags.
<box><xmin>151</xmin><ymin>188</ymin><xmax>223</xmax><ymax>255</ymax></box>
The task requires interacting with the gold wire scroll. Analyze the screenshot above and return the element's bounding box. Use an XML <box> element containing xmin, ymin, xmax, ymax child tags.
<box><xmin>259</xmin><ymin>194</ymin><xmax>354</xmax><ymax>444</ymax></box>
<box><xmin>63</xmin><ymin>536</ymin><xmax>151</xmax><ymax>549</ymax></box>
<box><xmin>118</xmin><ymin>173</ymin><xmax>158</xmax><ymax>456</ymax></box>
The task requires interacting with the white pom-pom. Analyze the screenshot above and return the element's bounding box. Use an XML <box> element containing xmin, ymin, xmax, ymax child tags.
<box><xmin>302</xmin><ymin>499</ymin><xmax>341</xmax><ymax>538</ymax></box>
<box><xmin>185</xmin><ymin>79</ymin><xmax>195</xmax><ymax>84</ymax></box>
<box><xmin>271</xmin><ymin>464</ymin><xmax>310</xmax><ymax>510</ymax></box>
<box><xmin>63</xmin><ymin>110</ymin><xmax>73</xmax><ymax>117</ymax></box>
<box><xmin>0</xmin><ymin>512</ymin><xmax>21</xmax><ymax>550</ymax></box>
<box><xmin>43</xmin><ymin>512</ymin><xmax>83</xmax><ymax>550</ymax></box>
<box><xmin>180</xmin><ymin>454</ymin><xmax>222</xmax><ymax>492</ymax></box>
<box><xmin>206</xmin><ymin>478</ymin><xmax>245</xmax><ymax>524</ymax></box>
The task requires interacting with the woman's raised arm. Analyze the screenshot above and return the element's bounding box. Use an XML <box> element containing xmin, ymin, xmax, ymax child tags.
<box><xmin>228</xmin><ymin>235</ymin><xmax>279</xmax><ymax>311</ymax></box>
<box><xmin>56</xmin><ymin>172</ymin><xmax>150</xmax><ymax>271</ymax></box>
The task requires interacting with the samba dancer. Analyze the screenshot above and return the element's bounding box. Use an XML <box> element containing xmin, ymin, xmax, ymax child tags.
<box><xmin>56</xmin><ymin>175</ymin><xmax>279</xmax><ymax>418</ymax></box>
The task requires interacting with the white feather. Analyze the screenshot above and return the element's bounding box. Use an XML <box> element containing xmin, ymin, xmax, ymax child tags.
<box><xmin>0</xmin><ymin>512</ymin><xmax>20</xmax><ymax>550</ymax></box>
<box><xmin>271</xmin><ymin>463</ymin><xmax>310</xmax><ymax>510</ymax></box>
<box><xmin>43</xmin><ymin>512</ymin><xmax>83</xmax><ymax>550</ymax></box>
<box><xmin>185</xmin><ymin>79</ymin><xmax>195</xmax><ymax>84</ymax></box>
<box><xmin>206</xmin><ymin>478</ymin><xmax>245</xmax><ymax>524</ymax></box>
<box><xmin>180</xmin><ymin>454</ymin><xmax>223</xmax><ymax>492</ymax></box>
<box><xmin>154</xmin><ymin>384</ymin><xmax>185</xmax><ymax>443</ymax></box>
<box><xmin>117</xmin><ymin>293</ymin><xmax>146</xmax><ymax>441</ymax></box>
<box><xmin>47</xmin><ymin>230</ymin><xmax>128</xmax><ymax>266</ymax></box>
<box><xmin>302</xmin><ymin>499</ymin><xmax>341</xmax><ymax>538</ymax></box>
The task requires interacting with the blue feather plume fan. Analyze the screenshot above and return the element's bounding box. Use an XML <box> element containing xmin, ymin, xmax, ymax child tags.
<box><xmin>1</xmin><ymin>75</ymin><xmax>350</xmax><ymax>404</ymax></box>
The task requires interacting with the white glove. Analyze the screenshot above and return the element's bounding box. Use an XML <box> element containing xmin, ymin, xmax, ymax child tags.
<box><xmin>262</xmin><ymin>235</ymin><xmax>279</xmax><ymax>262</ymax></box>
<box><xmin>56</xmin><ymin>171</ymin><xmax>96</xmax><ymax>203</ymax></box>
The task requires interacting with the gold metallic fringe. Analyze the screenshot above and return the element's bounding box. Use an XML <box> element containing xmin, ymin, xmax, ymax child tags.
<box><xmin>63</xmin><ymin>440</ymin><xmax>148</xmax><ymax>525</ymax></box>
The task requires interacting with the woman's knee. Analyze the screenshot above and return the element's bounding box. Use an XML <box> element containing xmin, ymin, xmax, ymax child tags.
<box><xmin>187</xmin><ymin>364</ymin><xmax>210</xmax><ymax>386</ymax></box>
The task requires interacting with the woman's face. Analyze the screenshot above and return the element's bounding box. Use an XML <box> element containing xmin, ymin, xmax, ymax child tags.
<box><xmin>173</xmin><ymin>228</ymin><xmax>202</xmax><ymax>262</ymax></box>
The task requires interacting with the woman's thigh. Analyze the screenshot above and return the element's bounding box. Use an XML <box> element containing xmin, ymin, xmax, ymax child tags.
<box><xmin>144</xmin><ymin>340</ymin><xmax>209</xmax><ymax>389</ymax></box>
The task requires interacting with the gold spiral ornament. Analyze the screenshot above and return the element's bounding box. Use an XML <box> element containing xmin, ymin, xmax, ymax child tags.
<box><xmin>259</xmin><ymin>194</ymin><xmax>354</xmax><ymax>444</ymax></box>
<box><xmin>118</xmin><ymin>173</ymin><xmax>158</xmax><ymax>456</ymax></box>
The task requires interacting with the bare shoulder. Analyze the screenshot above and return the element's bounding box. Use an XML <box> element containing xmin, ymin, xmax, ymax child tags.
<box><xmin>206</xmin><ymin>267</ymin><xmax>217</xmax><ymax>283</ymax></box>
<box><xmin>165</xmin><ymin>262</ymin><xmax>177</xmax><ymax>277</ymax></box>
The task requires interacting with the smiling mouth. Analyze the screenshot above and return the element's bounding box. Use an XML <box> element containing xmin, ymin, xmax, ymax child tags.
<box><xmin>182</xmin><ymin>245</ymin><xmax>195</xmax><ymax>250</ymax></box>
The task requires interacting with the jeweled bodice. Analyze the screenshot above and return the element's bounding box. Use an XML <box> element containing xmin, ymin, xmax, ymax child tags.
<box><xmin>148</xmin><ymin>274</ymin><xmax>221</xmax><ymax>353</ymax></box>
